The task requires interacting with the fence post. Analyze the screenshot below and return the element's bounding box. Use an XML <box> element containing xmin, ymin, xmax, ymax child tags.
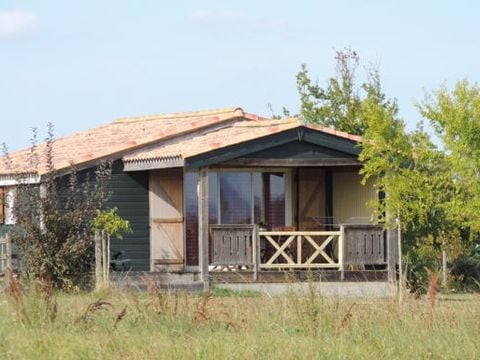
<box><xmin>387</xmin><ymin>226</ymin><xmax>398</xmax><ymax>284</ymax></box>
<box><xmin>6</xmin><ymin>232</ymin><xmax>12</xmax><ymax>270</ymax></box>
<box><xmin>339</xmin><ymin>225</ymin><xmax>345</xmax><ymax>281</ymax></box>
<box><xmin>253</xmin><ymin>225</ymin><xmax>259</xmax><ymax>281</ymax></box>
<box><xmin>94</xmin><ymin>231</ymin><xmax>103</xmax><ymax>290</ymax></box>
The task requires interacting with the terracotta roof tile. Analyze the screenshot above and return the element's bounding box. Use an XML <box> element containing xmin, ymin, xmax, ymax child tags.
<box><xmin>0</xmin><ymin>107</ymin><xmax>256</xmax><ymax>175</ymax></box>
<box><xmin>123</xmin><ymin>118</ymin><xmax>347</xmax><ymax>162</ymax></box>
<box><xmin>0</xmin><ymin>107</ymin><xmax>361</xmax><ymax>177</ymax></box>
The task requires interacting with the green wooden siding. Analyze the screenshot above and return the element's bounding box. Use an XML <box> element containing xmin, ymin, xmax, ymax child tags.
<box><xmin>243</xmin><ymin>141</ymin><xmax>356</xmax><ymax>159</ymax></box>
<box><xmin>185</xmin><ymin>127</ymin><xmax>359</xmax><ymax>169</ymax></box>
<box><xmin>107</xmin><ymin>161</ymin><xmax>150</xmax><ymax>270</ymax></box>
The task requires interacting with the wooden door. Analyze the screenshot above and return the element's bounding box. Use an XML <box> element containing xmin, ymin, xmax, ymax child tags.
<box><xmin>298</xmin><ymin>168</ymin><xmax>325</xmax><ymax>231</ymax></box>
<box><xmin>149</xmin><ymin>169</ymin><xmax>184</xmax><ymax>271</ymax></box>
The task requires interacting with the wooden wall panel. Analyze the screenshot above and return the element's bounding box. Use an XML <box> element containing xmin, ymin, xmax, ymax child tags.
<box><xmin>332</xmin><ymin>170</ymin><xmax>376</xmax><ymax>223</ymax></box>
<box><xmin>298</xmin><ymin>168</ymin><xmax>325</xmax><ymax>231</ymax></box>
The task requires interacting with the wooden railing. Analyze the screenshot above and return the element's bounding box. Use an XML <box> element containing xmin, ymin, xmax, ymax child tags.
<box><xmin>207</xmin><ymin>224</ymin><xmax>388</xmax><ymax>276</ymax></box>
<box><xmin>342</xmin><ymin>224</ymin><xmax>386</xmax><ymax>265</ymax></box>
<box><xmin>259</xmin><ymin>231</ymin><xmax>343</xmax><ymax>270</ymax></box>
<box><xmin>209</xmin><ymin>225</ymin><xmax>258</xmax><ymax>270</ymax></box>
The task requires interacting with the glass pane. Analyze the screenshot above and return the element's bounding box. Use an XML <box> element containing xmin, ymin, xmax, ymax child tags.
<box><xmin>208</xmin><ymin>173</ymin><xmax>218</xmax><ymax>224</ymax></box>
<box><xmin>184</xmin><ymin>171</ymin><xmax>218</xmax><ymax>266</ymax></box>
<box><xmin>263</xmin><ymin>173</ymin><xmax>286</xmax><ymax>229</ymax></box>
<box><xmin>184</xmin><ymin>172</ymin><xmax>199</xmax><ymax>266</ymax></box>
<box><xmin>220</xmin><ymin>172</ymin><xmax>252</xmax><ymax>224</ymax></box>
<box><xmin>253</xmin><ymin>173</ymin><xmax>263</xmax><ymax>225</ymax></box>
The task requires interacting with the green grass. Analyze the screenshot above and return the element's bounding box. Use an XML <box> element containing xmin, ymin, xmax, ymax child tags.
<box><xmin>0</xmin><ymin>280</ymin><xmax>479</xmax><ymax>359</ymax></box>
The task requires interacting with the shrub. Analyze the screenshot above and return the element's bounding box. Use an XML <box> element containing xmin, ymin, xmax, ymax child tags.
<box><xmin>450</xmin><ymin>257</ymin><xmax>480</xmax><ymax>290</ymax></box>
<box><xmin>4</xmin><ymin>124</ymin><xmax>112</xmax><ymax>289</ymax></box>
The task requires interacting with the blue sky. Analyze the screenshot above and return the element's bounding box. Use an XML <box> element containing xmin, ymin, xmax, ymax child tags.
<box><xmin>0</xmin><ymin>1</ymin><xmax>477</xmax><ymax>151</ymax></box>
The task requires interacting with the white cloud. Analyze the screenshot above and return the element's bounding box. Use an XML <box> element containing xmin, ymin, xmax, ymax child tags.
<box><xmin>0</xmin><ymin>11</ymin><xmax>38</xmax><ymax>38</ymax></box>
<box><xmin>187</xmin><ymin>9</ymin><xmax>291</xmax><ymax>33</ymax></box>
<box><xmin>188</xmin><ymin>9</ymin><xmax>244</xmax><ymax>24</ymax></box>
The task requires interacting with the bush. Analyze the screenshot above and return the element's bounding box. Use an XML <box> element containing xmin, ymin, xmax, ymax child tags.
<box><xmin>405</xmin><ymin>245</ymin><xmax>438</xmax><ymax>295</ymax></box>
<box><xmin>450</xmin><ymin>257</ymin><xmax>480</xmax><ymax>290</ymax></box>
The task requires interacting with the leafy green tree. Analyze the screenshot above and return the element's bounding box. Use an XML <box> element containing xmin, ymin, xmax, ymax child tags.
<box><xmin>419</xmin><ymin>80</ymin><xmax>480</xmax><ymax>233</ymax></box>
<box><xmin>295</xmin><ymin>49</ymin><xmax>469</xmax><ymax>290</ymax></box>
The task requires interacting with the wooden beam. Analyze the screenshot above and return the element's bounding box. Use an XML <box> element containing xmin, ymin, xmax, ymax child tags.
<box><xmin>219</xmin><ymin>158</ymin><xmax>361</xmax><ymax>167</ymax></box>
<box><xmin>198</xmin><ymin>167</ymin><xmax>210</xmax><ymax>291</ymax></box>
<box><xmin>387</xmin><ymin>227</ymin><xmax>397</xmax><ymax>283</ymax></box>
<box><xmin>152</xmin><ymin>217</ymin><xmax>184</xmax><ymax>224</ymax></box>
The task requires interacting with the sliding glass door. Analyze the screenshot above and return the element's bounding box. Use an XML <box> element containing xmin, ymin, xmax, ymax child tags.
<box><xmin>185</xmin><ymin>169</ymin><xmax>289</xmax><ymax>265</ymax></box>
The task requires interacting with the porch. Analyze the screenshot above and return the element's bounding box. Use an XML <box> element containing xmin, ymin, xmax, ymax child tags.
<box><xmin>191</xmin><ymin>165</ymin><xmax>399</xmax><ymax>288</ymax></box>
<box><xmin>205</xmin><ymin>223</ymin><xmax>396</xmax><ymax>285</ymax></box>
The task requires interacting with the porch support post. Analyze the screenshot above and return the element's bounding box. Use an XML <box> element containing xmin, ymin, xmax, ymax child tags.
<box><xmin>198</xmin><ymin>167</ymin><xmax>210</xmax><ymax>291</ymax></box>
<box><xmin>252</xmin><ymin>225</ymin><xmax>259</xmax><ymax>281</ymax></box>
<box><xmin>339</xmin><ymin>225</ymin><xmax>345</xmax><ymax>281</ymax></box>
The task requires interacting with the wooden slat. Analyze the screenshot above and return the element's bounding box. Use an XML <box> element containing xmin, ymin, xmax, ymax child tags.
<box><xmin>260</xmin><ymin>231</ymin><xmax>341</xmax><ymax>236</ymax></box>
<box><xmin>152</xmin><ymin>217</ymin><xmax>184</xmax><ymax>223</ymax></box>
<box><xmin>154</xmin><ymin>259</ymin><xmax>184</xmax><ymax>265</ymax></box>
<box><xmin>260</xmin><ymin>263</ymin><xmax>342</xmax><ymax>269</ymax></box>
<box><xmin>220</xmin><ymin>158</ymin><xmax>361</xmax><ymax>167</ymax></box>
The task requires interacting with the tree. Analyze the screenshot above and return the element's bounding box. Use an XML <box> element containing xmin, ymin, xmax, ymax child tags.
<box><xmin>295</xmin><ymin>50</ymin><xmax>470</xmax><ymax>291</ymax></box>
<box><xmin>297</xmin><ymin>48</ymin><xmax>373</xmax><ymax>135</ymax></box>
<box><xmin>3</xmin><ymin>124</ymin><xmax>112</xmax><ymax>289</ymax></box>
<box><xmin>360</xmin><ymin>82</ymin><xmax>464</xmax><ymax>291</ymax></box>
<box><xmin>419</xmin><ymin>80</ymin><xmax>480</xmax><ymax>233</ymax></box>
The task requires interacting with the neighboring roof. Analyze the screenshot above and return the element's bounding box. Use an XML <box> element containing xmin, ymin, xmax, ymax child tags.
<box><xmin>0</xmin><ymin>107</ymin><xmax>264</xmax><ymax>176</ymax></box>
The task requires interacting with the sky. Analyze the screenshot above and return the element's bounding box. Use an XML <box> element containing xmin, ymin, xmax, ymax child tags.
<box><xmin>0</xmin><ymin>1</ymin><xmax>478</xmax><ymax>151</ymax></box>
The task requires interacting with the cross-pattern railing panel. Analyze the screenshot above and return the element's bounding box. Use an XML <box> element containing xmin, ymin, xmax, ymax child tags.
<box><xmin>259</xmin><ymin>231</ymin><xmax>342</xmax><ymax>269</ymax></box>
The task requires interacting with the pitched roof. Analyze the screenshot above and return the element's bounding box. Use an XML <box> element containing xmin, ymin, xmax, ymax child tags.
<box><xmin>0</xmin><ymin>107</ymin><xmax>264</xmax><ymax>176</ymax></box>
<box><xmin>122</xmin><ymin>118</ymin><xmax>361</xmax><ymax>165</ymax></box>
<box><xmin>0</xmin><ymin>107</ymin><xmax>361</xmax><ymax>177</ymax></box>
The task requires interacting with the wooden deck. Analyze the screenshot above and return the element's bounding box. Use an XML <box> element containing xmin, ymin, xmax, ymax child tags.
<box><xmin>210</xmin><ymin>270</ymin><xmax>388</xmax><ymax>283</ymax></box>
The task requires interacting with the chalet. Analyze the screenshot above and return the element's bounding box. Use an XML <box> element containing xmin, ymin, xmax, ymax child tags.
<box><xmin>0</xmin><ymin>108</ymin><xmax>398</xmax><ymax>294</ymax></box>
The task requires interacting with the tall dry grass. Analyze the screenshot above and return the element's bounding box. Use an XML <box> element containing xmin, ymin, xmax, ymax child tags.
<box><xmin>0</xmin><ymin>275</ymin><xmax>479</xmax><ymax>359</ymax></box>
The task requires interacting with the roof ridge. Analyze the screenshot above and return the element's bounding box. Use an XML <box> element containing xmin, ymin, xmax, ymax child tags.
<box><xmin>113</xmin><ymin>107</ymin><xmax>245</xmax><ymax>124</ymax></box>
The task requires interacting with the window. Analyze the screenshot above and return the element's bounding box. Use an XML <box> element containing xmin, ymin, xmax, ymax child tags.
<box><xmin>219</xmin><ymin>172</ymin><xmax>252</xmax><ymax>224</ymax></box>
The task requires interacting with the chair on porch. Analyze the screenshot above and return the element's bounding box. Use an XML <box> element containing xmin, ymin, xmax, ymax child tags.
<box><xmin>110</xmin><ymin>250</ymin><xmax>132</xmax><ymax>271</ymax></box>
<box><xmin>261</xmin><ymin>226</ymin><xmax>297</xmax><ymax>265</ymax></box>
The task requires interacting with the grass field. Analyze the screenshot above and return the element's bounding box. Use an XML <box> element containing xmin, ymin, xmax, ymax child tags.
<box><xmin>0</xmin><ymin>280</ymin><xmax>478</xmax><ymax>359</ymax></box>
